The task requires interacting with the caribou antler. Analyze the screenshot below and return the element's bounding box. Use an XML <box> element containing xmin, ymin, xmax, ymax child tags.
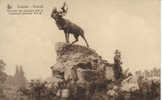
<box><xmin>61</xmin><ymin>2</ymin><xmax>68</xmax><ymax>13</ymax></box>
<box><xmin>59</xmin><ymin>2</ymin><xmax>68</xmax><ymax>16</ymax></box>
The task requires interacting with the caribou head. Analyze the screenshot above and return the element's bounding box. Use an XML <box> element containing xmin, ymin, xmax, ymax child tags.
<box><xmin>51</xmin><ymin>2</ymin><xmax>68</xmax><ymax>20</ymax></box>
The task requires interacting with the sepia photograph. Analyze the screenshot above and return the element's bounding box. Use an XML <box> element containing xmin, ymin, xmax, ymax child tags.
<box><xmin>0</xmin><ymin>0</ymin><xmax>160</xmax><ymax>100</ymax></box>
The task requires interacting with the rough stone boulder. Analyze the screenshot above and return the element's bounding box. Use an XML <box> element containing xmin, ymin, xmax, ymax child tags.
<box><xmin>51</xmin><ymin>42</ymin><xmax>115</xmax><ymax>86</ymax></box>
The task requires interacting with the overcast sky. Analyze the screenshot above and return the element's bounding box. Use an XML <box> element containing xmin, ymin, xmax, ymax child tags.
<box><xmin>0</xmin><ymin>0</ymin><xmax>160</xmax><ymax>79</ymax></box>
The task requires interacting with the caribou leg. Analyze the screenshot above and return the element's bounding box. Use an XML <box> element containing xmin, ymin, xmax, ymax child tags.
<box><xmin>65</xmin><ymin>33</ymin><xmax>69</xmax><ymax>43</ymax></box>
<box><xmin>71</xmin><ymin>34</ymin><xmax>79</xmax><ymax>45</ymax></box>
<box><xmin>67</xmin><ymin>33</ymin><xmax>70</xmax><ymax>43</ymax></box>
<box><xmin>81</xmin><ymin>35</ymin><xmax>89</xmax><ymax>48</ymax></box>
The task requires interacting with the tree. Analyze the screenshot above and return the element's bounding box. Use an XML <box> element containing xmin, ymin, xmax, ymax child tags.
<box><xmin>0</xmin><ymin>59</ymin><xmax>7</xmax><ymax>83</ymax></box>
<box><xmin>0</xmin><ymin>59</ymin><xmax>5</xmax><ymax>70</ymax></box>
<box><xmin>14</xmin><ymin>65</ymin><xmax>27</xmax><ymax>87</ymax></box>
<box><xmin>0</xmin><ymin>59</ymin><xmax>7</xmax><ymax>99</ymax></box>
<box><xmin>19</xmin><ymin>80</ymin><xmax>58</xmax><ymax>100</ymax></box>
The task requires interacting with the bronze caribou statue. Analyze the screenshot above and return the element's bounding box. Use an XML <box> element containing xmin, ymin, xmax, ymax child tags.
<box><xmin>51</xmin><ymin>3</ymin><xmax>89</xmax><ymax>47</ymax></box>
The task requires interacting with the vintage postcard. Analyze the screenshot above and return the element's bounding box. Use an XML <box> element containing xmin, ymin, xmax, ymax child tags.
<box><xmin>0</xmin><ymin>0</ymin><xmax>160</xmax><ymax>100</ymax></box>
